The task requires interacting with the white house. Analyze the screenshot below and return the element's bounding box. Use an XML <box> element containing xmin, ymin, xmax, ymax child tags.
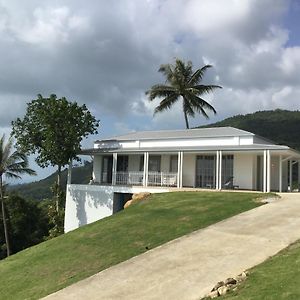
<box><xmin>64</xmin><ymin>127</ymin><xmax>300</xmax><ymax>232</ymax></box>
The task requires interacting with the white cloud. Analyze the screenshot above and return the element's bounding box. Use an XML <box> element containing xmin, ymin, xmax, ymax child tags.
<box><xmin>0</xmin><ymin>0</ymin><xmax>299</xmax><ymax>181</ymax></box>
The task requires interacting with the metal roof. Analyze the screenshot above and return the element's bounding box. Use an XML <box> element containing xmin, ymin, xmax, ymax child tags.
<box><xmin>95</xmin><ymin>127</ymin><xmax>254</xmax><ymax>142</ymax></box>
<box><xmin>81</xmin><ymin>144</ymin><xmax>294</xmax><ymax>155</ymax></box>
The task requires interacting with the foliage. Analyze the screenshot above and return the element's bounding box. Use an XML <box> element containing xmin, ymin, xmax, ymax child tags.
<box><xmin>11</xmin><ymin>94</ymin><xmax>100</xmax><ymax>169</ymax></box>
<box><xmin>146</xmin><ymin>58</ymin><xmax>221</xmax><ymax>128</ymax></box>
<box><xmin>10</xmin><ymin>161</ymin><xmax>93</xmax><ymax>201</ymax></box>
<box><xmin>200</xmin><ymin>109</ymin><xmax>300</xmax><ymax>150</ymax></box>
<box><xmin>0</xmin><ymin>134</ymin><xmax>36</xmax><ymax>256</ymax></box>
<box><xmin>0</xmin><ymin>191</ymin><xmax>263</xmax><ymax>299</ymax></box>
<box><xmin>0</xmin><ymin>194</ymin><xmax>49</xmax><ymax>260</ymax></box>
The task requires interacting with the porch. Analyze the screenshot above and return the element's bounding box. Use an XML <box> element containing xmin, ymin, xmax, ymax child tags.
<box><xmin>70</xmin><ymin>150</ymin><xmax>300</xmax><ymax>192</ymax></box>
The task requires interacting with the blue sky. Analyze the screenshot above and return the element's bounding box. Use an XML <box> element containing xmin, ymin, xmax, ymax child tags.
<box><xmin>0</xmin><ymin>0</ymin><xmax>299</xmax><ymax>182</ymax></box>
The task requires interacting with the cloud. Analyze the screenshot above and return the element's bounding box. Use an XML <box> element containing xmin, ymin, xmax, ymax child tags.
<box><xmin>0</xmin><ymin>0</ymin><xmax>299</xmax><ymax>180</ymax></box>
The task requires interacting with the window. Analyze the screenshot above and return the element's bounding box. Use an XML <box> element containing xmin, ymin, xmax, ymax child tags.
<box><xmin>170</xmin><ymin>155</ymin><xmax>178</xmax><ymax>172</ymax></box>
<box><xmin>222</xmin><ymin>155</ymin><xmax>234</xmax><ymax>184</ymax></box>
<box><xmin>196</xmin><ymin>155</ymin><xmax>216</xmax><ymax>188</ymax></box>
<box><xmin>117</xmin><ymin>155</ymin><xmax>128</xmax><ymax>172</ymax></box>
<box><xmin>149</xmin><ymin>155</ymin><xmax>161</xmax><ymax>172</ymax></box>
<box><xmin>139</xmin><ymin>155</ymin><xmax>161</xmax><ymax>172</ymax></box>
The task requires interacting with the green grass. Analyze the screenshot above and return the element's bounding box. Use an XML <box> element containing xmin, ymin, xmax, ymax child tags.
<box><xmin>223</xmin><ymin>240</ymin><xmax>300</xmax><ymax>300</ymax></box>
<box><xmin>0</xmin><ymin>191</ymin><xmax>263</xmax><ymax>300</ymax></box>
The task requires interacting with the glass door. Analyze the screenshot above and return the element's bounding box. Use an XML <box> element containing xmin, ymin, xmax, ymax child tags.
<box><xmin>196</xmin><ymin>155</ymin><xmax>216</xmax><ymax>188</ymax></box>
<box><xmin>102</xmin><ymin>155</ymin><xmax>113</xmax><ymax>184</ymax></box>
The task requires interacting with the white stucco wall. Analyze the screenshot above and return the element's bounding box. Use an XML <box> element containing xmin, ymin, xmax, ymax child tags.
<box><xmin>233</xmin><ymin>153</ymin><xmax>255</xmax><ymax>190</ymax></box>
<box><xmin>182</xmin><ymin>153</ymin><xmax>196</xmax><ymax>187</ymax></box>
<box><xmin>92</xmin><ymin>155</ymin><xmax>102</xmax><ymax>182</ymax></box>
<box><xmin>65</xmin><ymin>184</ymin><xmax>170</xmax><ymax>233</ymax></box>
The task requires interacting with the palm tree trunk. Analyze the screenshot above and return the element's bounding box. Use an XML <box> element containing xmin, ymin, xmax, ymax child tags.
<box><xmin>183</xmin><ymin>110</ymin><xmax>190</xmax><ymax>129</ymax></box>
<box><xmin>0</xmin><ymin>176</ymin><xmax>10</xmax><ymax>257</ymax></box>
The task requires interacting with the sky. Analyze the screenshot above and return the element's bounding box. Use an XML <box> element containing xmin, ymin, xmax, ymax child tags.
<box><xmin>0</xmin><ymin>0</ymin><xmax>300</xmax><ymax>182</ymax></box>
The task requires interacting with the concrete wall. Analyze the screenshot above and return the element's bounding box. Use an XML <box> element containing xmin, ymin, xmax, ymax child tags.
<box><xmin>65</xmin><ymin>184</ymin><xmax>170</xmax><ymax>233</ymax></box>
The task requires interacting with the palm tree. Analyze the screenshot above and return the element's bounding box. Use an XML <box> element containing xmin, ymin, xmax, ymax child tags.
<box><xmin>146</xmin><ymin>58</ymin><xmax>222</xmax><ymax>129</ymax></box>
<box><xmin>0</xmin><ymin>135</ymin><xmax>36</xmax><ymax>256</ymax></box>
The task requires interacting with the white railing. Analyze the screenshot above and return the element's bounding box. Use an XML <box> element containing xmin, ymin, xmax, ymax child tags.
<box><xmin>114</xmin><ymin>171</ymin><xmax>178</xmax><ymax>187</ymax></box>
<box><xmin>148</xmin><ymin>172</ymin><xmax>178</xmax><ymax>187</ymax></box>
<box><xmin>116</xmin><ymin>171</ymin><xmax>144</xmax><ymax>186</ymax></box>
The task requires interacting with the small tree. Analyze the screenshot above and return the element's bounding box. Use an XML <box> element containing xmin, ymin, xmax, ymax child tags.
<box><xmin>0</xmin><ymin>135</ymin><xmax>36</xmax><ymax>256</ymax></box>
<box><xmin>11</xmin><ymin>94</ymin><xmax>100</xmax><ymax>210</ymax></box>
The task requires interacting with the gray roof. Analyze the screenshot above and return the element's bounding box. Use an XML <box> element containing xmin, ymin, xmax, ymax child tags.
<box><xmin>95</xmin><ymin>127</ymin><xmax>253</xmax><ymax>142</ymax></box>
<box><xmin>81</xmin><ymin>144</ymin><xmax>293</xmax><ymax>155</ymax></box>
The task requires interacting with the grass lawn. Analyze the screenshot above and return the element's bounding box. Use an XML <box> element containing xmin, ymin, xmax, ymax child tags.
<box><xmin>0</xmin><ymin>191</ymin><xmax>264</xmax><ymax>300</ymax></box>
<box><xmin>223</xmin><ymin>240</ymin><xmax>300</xmax><ymax>300</ymax></box>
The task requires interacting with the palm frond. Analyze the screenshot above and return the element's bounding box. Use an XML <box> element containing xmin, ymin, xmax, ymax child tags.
<box><xmin>5</xmin><ymin>171</ymin><xmax>22</xmax><ymax>179</ymax></box>
<box><xmin>158</xmin><ymin>64</ymin><xmax>174</xmax><ymax>82</ymax></box>
<box><xmin>154</xmin><ymin>94</ymin><xmax>179</xmax><ymax>114</ymax></box>
<box><xmin>188</xmin><ymin>65</ymin><xmax>212</xmax><ymax>85</ymax></box>
<box><xmin>186</xmin><ymin>91</ymin><xmax>217</xmax><ymax>117</ymax></box>
<box><xmin>192</xmin><ymin>84</ymin><xmax>222</xmax><ymax>95</ymax></box>
<box><xmin>0</xmin><ymin>135</ymin><xmax>36</xmax><ymax>180</ymax></box>
<box><xmin>182</xmin><ymin>97</ymin><xmax>195</xmax><ymax>117</ymax></box>
<box><xmin>146</xmin><ymin>85</ymin><xmax>177</xmax><ymax>101</ymax></box>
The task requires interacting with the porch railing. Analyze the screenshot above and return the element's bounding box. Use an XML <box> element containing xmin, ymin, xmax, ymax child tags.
<box><xmin>148</xmin><ymin>172</ymin><xmax>178</xmax><ymax>187</ymax></box>
<box><xmin>115</xmin><ymin>171</ymin><xmax>178</xmax><ymax>187</ymax></box>
<box><xmin>116</xmin><ymin>171</ymin><xmax>144</xmax><ymax>186</ymax></box>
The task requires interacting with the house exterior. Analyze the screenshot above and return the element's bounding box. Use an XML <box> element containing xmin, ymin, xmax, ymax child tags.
<box><xmin>64</xmin><ymin>127</ymin><xmax>300</xmax><ymax>232</ymax></box>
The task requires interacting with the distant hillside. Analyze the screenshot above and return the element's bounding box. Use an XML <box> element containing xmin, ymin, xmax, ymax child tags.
<box><xmin>11</xmin><ymin>161</ymin><xmax>92</xmax><ymax>201</ymax></box>
<box><xmin>200</xmin><ymin>109</ymin><xmax>300</xmax><ymax>150</ymax></box>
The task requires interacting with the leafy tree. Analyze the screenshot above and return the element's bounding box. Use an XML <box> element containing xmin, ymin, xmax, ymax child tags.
<box><xmin>146</xmin><ymin>58</ymin><xmax>222</xmax><ymax>129</ymax></box>
<box><xmin>11</xmin><ymin>94</ymin><xmax>100</xmax><ymax>210</ymax></box>
<box><xmin>0</xmin><ymin>194</ymin><xmax>49</xmax><ymax>259</ymax></box>
<box><xmin>0</xmin><ymin>135</ymin><xmax>36</xmax><ymax>256</ymax></box>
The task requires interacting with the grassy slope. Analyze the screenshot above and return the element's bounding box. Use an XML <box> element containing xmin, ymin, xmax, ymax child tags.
<box><xmin>0</xmin><ymin>191</ymin><xmax>263</xmax><ymax>300</ymax></box>
<box><xmin>223</xmin><ymin>240</ymin><xmax>300</xmax><ymax>300</ymax></box>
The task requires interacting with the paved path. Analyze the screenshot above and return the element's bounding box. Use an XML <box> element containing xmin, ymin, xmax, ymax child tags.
<box><xmin>44</xmin><ymin>193</ymin><xmax>300</xmax><ymax>300</ymax></box>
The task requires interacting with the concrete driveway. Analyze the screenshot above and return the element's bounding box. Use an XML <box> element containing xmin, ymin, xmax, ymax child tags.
<box><xmin>43</xmin><ymin>193</ymin><xmax>300</xmax><ymax>300</ymax></box>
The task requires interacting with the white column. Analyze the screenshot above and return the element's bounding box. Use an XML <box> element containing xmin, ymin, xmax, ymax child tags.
<box><xmin>179</xmin><ymin>151</ymin><xmax>183</xmax><ymax>188</ymax></box>
<box><xmin>263</xmin><ymin>150</ymin><xmax>267</xmax><ymax>193</ymax></box>
<box><xmin>289</xmin><ymin>160</ymin><xmax>293</xmax><ymax>192</ymax></box>
<box><xmin>112</xmin><ymin>153</ymin><xmax>118</xmax><ymax>185</ymax></box>
<box><xmin>177</xmin><ymin>151</ymin><xmax>181</xmax><ymax>188</ymax></box>
<box><xmin>219</xmin><ymin>151</ymin><xmax>222</xmax><ymax>190</ymax></box>
<box><xmin>266</xmin><ymin>150</ymin><xmax>271</xmax><ymax>193</ymax></box>
<box><xmin>143</xmin><ymin>152</ymin><xmax>149</xmax><ymax>187</ymax></box>
<box><xmin>215</xmin><ymin>151</ymin><xmax>219</xmax><ymax>190</ymax></box>
<box><xmin>279</xmin><ymin>155</ymin><xmax>282</xmax><ymax>193</ymax></box>
<box><xmin>67</xmin><ymin>160</ymin><xmax>72</xmax><ymax>184</ymax></box>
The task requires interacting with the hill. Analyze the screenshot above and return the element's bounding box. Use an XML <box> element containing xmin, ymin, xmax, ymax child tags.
<box><xmin>200</xmin><ymin>109</ymin><xmax>300</xmax><ymax>150</ymax></box>
<box><xmin>10</xmin><ymin>161</ymin><xmax>92</xmax><ymax>201</ymax></box>
<box><xmin>0</xmin><ymin>191</ymin><xmax>262</xmax><ymax>299</ymax></box>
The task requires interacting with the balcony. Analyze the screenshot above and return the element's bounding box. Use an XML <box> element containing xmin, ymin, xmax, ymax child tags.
<box><xmin>115</xmin><ymin>171</ymin><xmax>178</xmax><ymax>187</ymax></box>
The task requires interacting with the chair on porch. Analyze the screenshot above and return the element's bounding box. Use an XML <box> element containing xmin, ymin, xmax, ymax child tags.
<box><xmin>223</xmin><ymin>176</ymin><xmax>239</xmax><ymax>190</ymax></box>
